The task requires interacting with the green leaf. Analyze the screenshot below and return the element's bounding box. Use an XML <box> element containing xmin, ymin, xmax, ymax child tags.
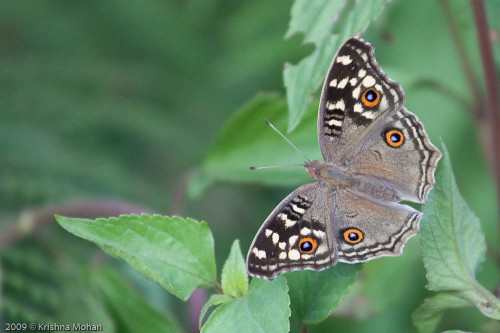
<box><xmin>417</xmin><ymin>143</ymin><xmax>500</xmax><ymax>323</ymax></box>
<box><xmin>412</xmin><ymin>293</ymin><xmax>471</xmax><ymax>333</ymax></box>
<box><xmin>284</xmin><ymin>0</ymin><xmax>389</xmax><ymax>131</ymax></box>
<box><xmin>91</xmin><ymin>267</ymin><xmax>182</xmax><ymax>333</ymax></box>
<box><xmin>199</xmin><ymin>294</ymin><xmax>233</xmax><ymax>330</ymax></box>
<box><xmin>55</xmin><ymin>214</ymin><xmax>217</xmax><ymax>301</ymax></box>
<box><xmin>188</xmin><ymin>94</ymin><xmax>321</xmax><ymax>197</ymax></box>
<box><xmin>221</xmin><ymin>240</ymin><xmax>248</xmax><ymax>297</ymax></box>
<box><xmin>201</xmin><ymin>276</ymin><xmax>290</xmax><ymax>333</ymax></box>
<box><xmin>286</xmin><ymin>263</ymin><xmax>361</xmax><ymax>324</ymax></box>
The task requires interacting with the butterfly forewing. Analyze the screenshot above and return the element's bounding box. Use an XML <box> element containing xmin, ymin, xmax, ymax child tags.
<box><xmin>247</xmin><ymin>182</ymin><xmax>337</xmax><ymax>279</ymax></box>
<box><xmin>318</xmin><ymin>38</ymin><xmax>405</xmax><ymax>163</ymax></box>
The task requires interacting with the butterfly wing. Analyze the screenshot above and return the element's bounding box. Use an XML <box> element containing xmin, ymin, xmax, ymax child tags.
<box><xmin>247</xmin><ymin>181</ymin><xmax>337</xmax><ymax>280</ymax></box>
<box><xmin>318</xmin><ymin>37</ymin><xmax>440</xmax><ymax>204</ymax></box>
<box><xmin>332</xmin><ymin>189</ymin><xmax>422</xmax><ymax>262</ymax></box>
<box><xmin>318</xmin><ymin>37</ymin><xmax>405</xmax><ymax>163</ymax></box>
<box><xmin>345</xmin><ymin>107</ymin><xmax>441</xmax><ymax>203</ymax></box>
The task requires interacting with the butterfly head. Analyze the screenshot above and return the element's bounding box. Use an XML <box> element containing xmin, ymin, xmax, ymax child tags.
<box><xmin>304</xmin><ymin>160</ymin><xmax>323</xmax><ymax>179</ymax></box>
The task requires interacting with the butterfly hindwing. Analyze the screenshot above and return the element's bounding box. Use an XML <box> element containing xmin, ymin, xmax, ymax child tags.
<box><xmin>247</xmin><ymin>182</ymin><xmax>337</xmax><ymax>279</ymax></box>
<box><xmin>345</xmin><ymin>107</ymin><xmax>441</xmax><ymax>203</ymax></box>
<box><xmin>332</xmin><ymin>189</ymin><xmax>422</xmax><ymax>262</ymax></box>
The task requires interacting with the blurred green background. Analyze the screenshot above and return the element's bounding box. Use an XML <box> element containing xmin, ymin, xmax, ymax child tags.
<box><xmin>0</xmin><ymin>0</ymin><xmax>498</xmax><ymax>332</ymax></box>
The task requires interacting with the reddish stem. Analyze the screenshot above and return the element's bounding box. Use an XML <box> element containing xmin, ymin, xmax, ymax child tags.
<box><xmin>471</xmin><ymin>0</ymin><xmax>500</xmax><ymax>234</ymax></box>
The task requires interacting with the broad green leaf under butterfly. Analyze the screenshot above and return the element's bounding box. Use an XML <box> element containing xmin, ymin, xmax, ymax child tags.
<box><xmin>285</xmin><ymin>263</ymin><xmax>361</xmax><ymax>325</ymax></box>
<box><xmin>284</xmin><ymin>0</ymin><xmax>389</xmax><ymax>131</ymax></box>
<box><xmin>221</xmin><ymin>240</ymin><xmax>248</xmax><ymax>298</ymax></box>
<box><xmin>201</xmin><ymin>276</ymin><xmax>290</xmax><ymax>333</ymax></box>
<box><xmin>55</xmin><ymin>215</ymin><xmax>217</xmax><ymax>301</ymax></box>
<box><xmin>90</xmin><ymin>267</ymin><xmax>182</xmax><ymax>333</ymax></box>
<box><xmin>412</xmin><ymin>293</ymin><xmax>472</xmax><ymax>333</ymax></box>
<box><xmin>415</xmin><ymin>144</ymin><xmax>500</xmax><ymax>328</ymax></box>
<box><xmin>188</xmin><ymin>94</ymin><xmax>320</xmax><ymax>198</ymax></box>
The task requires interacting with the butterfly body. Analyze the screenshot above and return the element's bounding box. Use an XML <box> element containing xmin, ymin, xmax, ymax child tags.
<box><xmin>247</xmin><ymin>37</ymin><xmax>441</xmax><ymax>280</ymax></box>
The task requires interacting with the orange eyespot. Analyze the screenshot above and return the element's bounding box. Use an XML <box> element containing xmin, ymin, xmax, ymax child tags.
<box><xmin>385</xmin><ymin>129</ymin><xmax>404</xmax><ymax>148</ymax></box>
<box><xmin>361</xmin><ymin>88</ymin><xmax>380</xmax><ymax>107</ymax></box>
<box><xmin>343</xmin><ymin>229</ymin><xmax>363</xmax><ymax>244</ymax></box>
<box><xmin>298</xmin><ymin>237</ymin><xmax>317</xmax><ymax>253</ymax></box>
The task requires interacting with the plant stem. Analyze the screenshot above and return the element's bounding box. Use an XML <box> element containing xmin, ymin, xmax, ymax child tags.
<box><xmin>471</xmin><ymin>0</ymin><xmax>500</xmax><ymax>236</ymax></box>
<box><xmin>302</xmin><ymin>324</ymin><xmax>308</xmax><ymax>333</ymax></box>
<box><xmin>439</xmin><ymin>0</ymin><xmax>483</xmax><ymax>116</ymax></box>
<box><xmin>0</xmin><ymin>200</ymin><xmax>153</xmax><ymax>248</ymax></box>
<box><xmin>170</xmin><ymin>169</ymin><xmax>197</xmax><ymax>216</ymax></box>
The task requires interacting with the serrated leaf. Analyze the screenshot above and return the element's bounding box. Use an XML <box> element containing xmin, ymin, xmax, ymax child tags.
<box><xmin>199</xmin><ymin>294</ymin><xmax>233</xmax><ymax>329</ymax></box>
<box><xmin>412</xmin><ymin>293</ymin><xmax>471</xmax><ymax>333</ymax></box>
<box><xmin>284</xmin><ymin>0</ymin><xmax>389</xmax><ymax>131</ymax></box>
<box><xmin>201</xmin><ymin>276</ymin><xmax>290</xmax><ymax>333</ymax></box>
<box><xmin>221</xmin><ymin>240</ymin><xmax>248</xmax><ymax>297</ymax></box>
<box><xmin>55</xmin><ymin>214</ymin><xmax>217</xmax><ymax>301</ymax></box>
<box><xmin>91</xmin><ymin>267</ymin><xmax>182</xmax><ymax>333</ymax></box>
<box><xmin>189</xmin><ymin>94</ymin><xmax>321</xmax><ymax>198</ymax></box>
<box><xmin>418</xmin><ymin>144</ymin><xmax>500</xmax><ymax>322</ymax></box>
<box><xmin>285</xmin><ymin>263</ymin><xmax>361</xmax><ymax>324</ymax></box>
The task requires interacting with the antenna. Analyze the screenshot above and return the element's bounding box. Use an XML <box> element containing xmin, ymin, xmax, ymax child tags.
<box><xmin>264</xmin><ymin>119</ymin><xmax>311</xmax><ymax>162</ymax></box>
<box><xmin>249</xmin><ymin>163</ymin><xmax>303</xmax><ymax>170</ymax></box>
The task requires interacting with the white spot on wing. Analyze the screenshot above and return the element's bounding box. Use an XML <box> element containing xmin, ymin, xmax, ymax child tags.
<box><xmin>289</xmin><ymin>235</ymin><xmax>298</xmax><ymax>246</ymax></box>
<box><xmin>329</xmin><ymin>79</ymin><xmax>337</xmax><ymax>87</ymax></box>
<box><xmin>279</xmin><ymin>242</ymin><xmax>286</xmax><ymax>250</ymax></box>
<box><xmin>358</xmin><ymin>69</ymin><xmax>366</xmax><ymax>78</ymax></box>
<box><xmin>313</xmin><ymin>230</ymin><xmax>325</xmax><ymax>237</ymax></box>
<box><xmin>349</xmin><ymin>78</ymin><xmax>358</xmax><ymax>86</ymax></box>
<box><xmin>337</xmin><ymin>77</ymin><xmax>348</xmax><ymax>89</ymax></box>
<box><xmin>328</xmin><ymin>99</ymin><xmax>345</xmax><ymax>111</ymax></box>
<box><xmin>328</xmin><ymin>119</ymin><xmax>343</xmax><ymax>127</ymax></box>
<box><xmin>285</xmin><ymin>219</ymin><xmax>296</xmax><ymax>228</ymax></box>
<box><xmin>361</xmin><ymin>110</ymin><xmax>376</xmax><ymax>119</ymax></box>
<box><xmin>315</xmin><ymin>245</ymin><xmax>327</xmax><ymax>254</ymax></box>
<box><xmin>380</xmin><ymin>96</ymin><xmax>388</xmax><ymax>110</ymax></box>
<box><xmin>352</xmin><ymin>86</ymin><xmax>361</xmax><ymax>99</ymax></box>
<box><xmin>265</xmin><ymin>229</ymin><xmax>272</xmax><ymax>237</ymax></box>
<box><xmin>272</xmin><ymin>232</ymin><xmax>279</xmax><ymax>244</ymax></box>
<box><xmin>288</xmin><ymin>250</ymin><xmax>300</xmax><ymax>260</ymax></box>
<box><xmin>279</xmin><ymin>252</ymin><xmax>287</xmax><ymax>259</ymax></box>
<box><xmin>258</xmin><ymin>250</ymin><xmax>266</xmax><ymax>259</ymax></box>
<box><xmin>363</xmin><ymin>75</ymin><xmax>376</xmax><ymax>87</ymax></box>
<box><xmin>354</xmin><ymin>103</ymin><xmax>363</xmax><ymax>113</ymax></box>
<box><xmin>301</xmin><ymin>227</ymin><xmax>311</xmax><ymax>235</ymax></box>
<box><xmin>336</xmin><ymin>55</ymin><xmax>352</xmax><ymax>65</ymax></box>
<box><xmin>291</xmin><ymin>203</ymin><xmax>305</xmax><ymax>214</ymax></box>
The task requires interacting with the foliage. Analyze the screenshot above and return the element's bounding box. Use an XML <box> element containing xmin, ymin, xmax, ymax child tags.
<box><xmin>1</xmin><ymin>0</ymin><xmax>499</xmax><ymax>332</ymax></box>
<box><xmin>412</xmin><ymin>145</ymin><xmax>500</xmax><ymax>332</ymax></box>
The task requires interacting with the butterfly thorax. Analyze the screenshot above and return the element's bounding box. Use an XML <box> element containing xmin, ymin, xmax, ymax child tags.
<box><xmin>304</xmin><ymin>160</ymin><xmax>352</xmax><ymax>188</ymax></box>
<box><xmin>305</xmin><ymin>160</ymin><xmax>401</xmax><ymax>202</ymax></box>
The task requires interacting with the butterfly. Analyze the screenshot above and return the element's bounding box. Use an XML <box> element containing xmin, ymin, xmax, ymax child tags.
<box><xmin>247</xmin><ymin>37</ymin><xmax>442</xmax><ymax>279</ymax></box>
